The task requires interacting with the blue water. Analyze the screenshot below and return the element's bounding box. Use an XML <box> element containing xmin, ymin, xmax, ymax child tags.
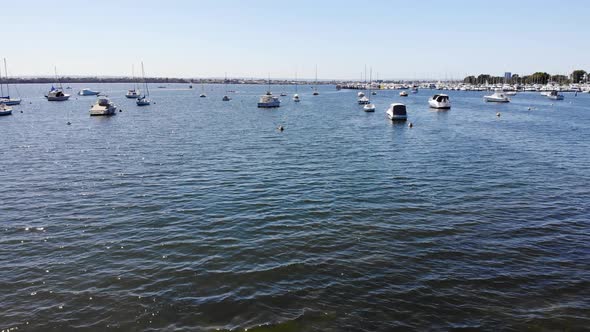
<box><xmin>1</xmin><ymin>84</ymin><xmax>589</xmax><ymax>331</ymax></box>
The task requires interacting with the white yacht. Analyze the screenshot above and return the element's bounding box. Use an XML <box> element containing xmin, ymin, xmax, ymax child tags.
<box><xmin>0</xmin><ymin>103</ymin><xmax>12</xmax><ymax>116</ymax></box>
<box><xmin>0</xmin><ymin>58</ymin><xmax>22</xmax><ymax>105</ymax></box>
<box><xmin>428</xmin><ymin>94</ymin><xmax>451</xmax><ymax>109</ymax></box>
<box><xmin>386</xmin><ymin>103</ymin><xmax>407</xmax><ymax>121</ymax></box>
<box><xmin>484</xmin><ymin>89</ymin><xmax>510</xmax><ymax>103</ymax></box>
<box><xmin>46</xmin><ymin>88</ymin><xmax>70</xmax><ymax>101</ymax></box>
<box><xmin>547</xmin><ymin>90</ymin><xmax>564</xmax><ymax>100</ymax></box>
<box><xmin>399</xmin><ymin>91</ymin><xmax>408</xmax><ymax>97</ymax></box>
<box><xmin>90</xmin><ymin>97</ymin><xmax>117</xmax><ymax>116</ymax></box>
<box><xmin>78</xmin><ymin>88</ymin><xmax>100</xmax><ymax>96</ymax></box>
<box><xmin>257</xmin><ymin>91</ymin><xmax>280</xmax><ymax>108</ymax></box>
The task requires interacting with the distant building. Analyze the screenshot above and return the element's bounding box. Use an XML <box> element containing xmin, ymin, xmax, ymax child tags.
<box><xmin>504</xmin><ymin>72</ymin><xmax>512</xmax><ymax>81</ymax></box>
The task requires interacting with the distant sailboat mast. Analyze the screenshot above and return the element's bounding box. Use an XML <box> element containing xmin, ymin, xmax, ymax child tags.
<box><xmin>142</xmin><ymin>61</ymin><xmax>149</xmax><ymax>98</ymax></box>
<box><xmin>3</xmin><ymin>58</ymin><xmax>9</xmax><ymax>98</ymax></box>
<box><xmin>0</xmin><ymin>64</ymin><xmax>4</xmax><ymax>97</ymax></box>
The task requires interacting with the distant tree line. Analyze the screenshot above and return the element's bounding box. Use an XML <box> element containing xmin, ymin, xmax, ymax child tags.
<box><xmin>463</xmin><ymin>70</ymin><xmax>588</xmax><ymax>85</ymax></box>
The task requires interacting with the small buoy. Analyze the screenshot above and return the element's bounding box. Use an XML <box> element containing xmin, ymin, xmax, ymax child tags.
<box><xmin>496</xmin><ymin>112</ymin><xmax>501</xmax><ymax>117</ymax></box>
<box><xmin>20</xmin><ymin>110</ymin><xmax>23</xmax><ymax>113</ymax></box>
<box><xmin>119</xmin><ymin>109</ymin><xmax>122</xmax><ymax>112</ymax></box>
<box><xmin>408</xmin><ymin>122</ymin><xmax>413</xmax><ymax>128</ymax></box>
<box><xmin>278</xmin><ymin>125</ymin><xmax>284</xmax><ymax>132</ymax></box>
<box><xmin>67</xmin><ymin>121</ymin><xmax>71</xmax><ymax>125</ymax></box>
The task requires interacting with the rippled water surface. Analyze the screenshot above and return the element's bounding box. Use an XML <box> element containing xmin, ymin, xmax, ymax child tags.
<box><xmin>1</xmin><ymin>84</ymin><xmax>589</xmax><ymax>331</ymax></box>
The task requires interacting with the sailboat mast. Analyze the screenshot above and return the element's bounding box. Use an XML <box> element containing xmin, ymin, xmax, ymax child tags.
<box><xmin>268</xmin><ymin>73</ymin><xmax>271</xmax><ymax>92</ymax></box>
<box><xmin>295</xmin><ymin>71</ymin><xmax>298</xmax><ymax>93</ymax></box>
<box><xmin>368</xmin><ymin>67</ymin><xmax>372</xmax><ymax>101</ymax></box>
<box><xmin>3</xmin><ymin>58</ymin><xmax>8</xmax><ymax>97</ymax></box>
<box><xmin>132</xmin><ymin>64</ymin><xmax>136</xmax><ymax>90</ymax></box>
<box><xmin>0</xmin><ymin>63</ymin><xmax>3</xmax><ymax>97</ymax></box>
<box><xmin>141</xmin><ymin>61</ymin><xmax>149</xmax><ymax>97</ymax></box>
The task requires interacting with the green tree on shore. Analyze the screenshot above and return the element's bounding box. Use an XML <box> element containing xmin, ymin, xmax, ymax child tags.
<box><xmin>572</xmin><ymin>70</ymin><xmax>587</xmax><ymax>83</ymax></box>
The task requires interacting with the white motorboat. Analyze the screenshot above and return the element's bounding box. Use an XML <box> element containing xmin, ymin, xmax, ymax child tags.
<box><xmin>357</xmin><ymin>91</ymin><xmax>365</xmax><ymax>98</ymax></box>
<box><xmin>363</xmin><ymin>103</ymin><xmax>376</xmax><ymax>112</ymax></box>
<box><xmin>136</xmin><ymin>61</ymin><xmax>151</xmax><ymax>106</ymax></box>
<box><xmin>90</xmin><ymin>97</ymin><xmax>117</xmax><ymax>116</ymax></box>
<box><xmin>293</xmin><ymin>93</ymin><xmax>300</xmax><ymax>102</ymax></box>
<box><xmin>257</xmin><ymin>91</ymin><xmax>280</xmax><ymax>108</ymax></box>
<box><xmin>199</xmin><ymin>93</ymin><xmax>206</xmax><ymax>98</ymax></box>
<box><xmin>78</xmin><ymin>88</ymin><xmax>100</xmax><ymax>96</ymax></box>
<box><xmin>399</xmin><ymin>91</ymin><xmax>408</xmax><ymax>97</ymax></box>
<box><xmin>125</xmin><ymin>89</ymin><xmax>140</xmax><ymax>98</ymax></box>
<box><xmin>46</xmin><ymin>67</ymin><xmax>70</xmax><ymax>101</ymax></box>
<box><xmin>547</xmin><ymin>90</ymin><xmax>564</xmax><ymax>100</ymax></box>
<box><xmin>484</xmin><ymin>89</ymin><xmax>510</xmax><ymax>103</ymax></box>
<box><xmin>428</xmin><ymin>94</ymin><xmax>451</xmax><ymax>109</ymax></box>
<box><xmin>280</xmin><ymin>92</ymin><xmax>287</xmax><ymax>96</ymax></box>
<box><xmin>358</xmin><ymin>96</ymin><xmax>370</xmax><ymax>104</ymax></box>
<box><xmin>0</xmin><ymin>58</ymin><xmax>22</xmax><ymax>105</ymax></box>
<box><xmin>386</xmin><ymin>103</ymin><xmax>407</xmax><ymax>121</ymax></box>
<box><xmin>0</xmin><ymin>103</ymin><xmax>12</xmax><ymax>116</ymax></box>
<box><xmin>46</xmin><ymin>88</ymin><xmax>70</xmax><ymax>101</ymax></box>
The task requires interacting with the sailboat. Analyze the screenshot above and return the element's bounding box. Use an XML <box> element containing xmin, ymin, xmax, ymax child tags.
<box><xmin>136</xmin><ymin>62</ymin><xmax>151</xmax><ymax>106</ymax></box>
<box><xmin>199</xmin><ymin>80</ymin><xmax>206</xmax><ymax>98</ymax></box>
<box><xmin>363</xmin><ymin>68</ymin><xmax>376</xmax><ymax>112</ymax></box>
<box><xmin>0</xmin><ymin>59</ymin><xmax>22</xmax><ymax>105</ymax></box>
<box><xmin>222</xmin><ymin>73</ymin><xmax>231</xmax><ymax>101</ymax></box>
<box><xmin>45</xmin><ymin>67</ymin><xmax>70</xmax><ymax>101</ymax></box>
<box><xmin>312</xmin><ymin>65</ymin><xmax>319</xmax><ymax>95</ymax></box>
<box><xmin>293</xmin><ymin>71</ymin><xmax>300</xmax><ymax>102</ymax></box>
<box><xmin>125</xmin><ymin>65</ymin><xmax>140</xmax><ymax>98</ymax></box>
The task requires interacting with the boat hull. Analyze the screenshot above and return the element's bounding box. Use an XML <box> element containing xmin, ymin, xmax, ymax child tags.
<box><xmin>46</xmin><ymin>95</ymin><xmax>71</xmax><ymax>101</ymax></box>
<box><xmin>0</xmin><ymin>110</ymin><xmax>12</xmax><ymax>116</ymax></box>
<box><xmin>257</xmin><ymin>103</ymin><xmax>281</xmax><ymax>108</ymax></box>
<box><xmin>388</xmin><ymin>115</ymin><xmax>407</xmax><ymax>121</ymax></box>
<box><xmin>0</xmin><ymin>98</ymin><xmax>22</xmax><ymax>106</ymax></box>
<box><xmin>428</xmin><ymin>101</ymin><xmax>451</xmax><ymax>109</ymax></box>
<box><xmin>484</xmin><ymin>97</ymin><xmax>509</xmax><ymax>103</ymax></box>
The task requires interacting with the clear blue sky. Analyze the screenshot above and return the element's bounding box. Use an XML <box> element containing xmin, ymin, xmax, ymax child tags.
<box><xmin>3</xmin><ymin>0</ymin><xmax>588</xmax><ymax>80</ymax></box>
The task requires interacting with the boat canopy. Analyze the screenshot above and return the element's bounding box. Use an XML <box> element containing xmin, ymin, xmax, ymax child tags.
<box><xmin>390</xmin><ymin>103</ymin><xmax>407</xmax><ymax>116</ymax></box>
